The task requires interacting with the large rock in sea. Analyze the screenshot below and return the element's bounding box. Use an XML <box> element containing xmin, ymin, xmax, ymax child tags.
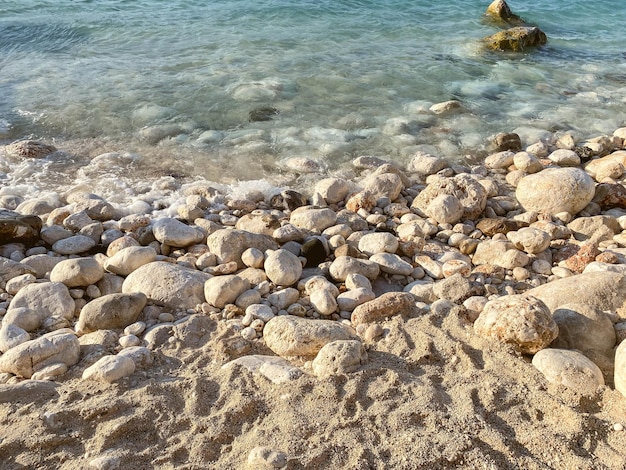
<box><xmin>516</xmin><ymin>167</ymin><xmax>595</xmax><ymax>215</ymax></box>
<box><xmin>484</xmin><ymin>26</ymin><xmax>547</xmax><ymax>52</ymax></box>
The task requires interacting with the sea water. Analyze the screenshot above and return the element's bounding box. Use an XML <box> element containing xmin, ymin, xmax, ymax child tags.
<box><xmin>1</xmin><ymin>0</ymin><xmax>625</xmax><ymax>200</ymax></box>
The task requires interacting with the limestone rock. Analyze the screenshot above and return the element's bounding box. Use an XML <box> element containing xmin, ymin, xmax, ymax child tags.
<box><xmin>207</xmin><ymin>229</ymin><xmax>278</xmax><ymax>269</ymax></box>
<box><xmin>104</xmin><ymin>246</ymin><xmax>157</xmax><ymax>276</ymax></box>
<box><xmin>314</xmin><ymin>178</ymin><xmax>351</xmax><ymax>204</ymax></box>
<box><xmin>407</xmin><ymin>152</ymin><xmax>448</xmax><ymax>176</ymax></box>
<box><xmin>289</xmin><ymin>206</ymin><xmax>337</xmax><ymax>232</ymax></box>
<box><xmin>264</xmin><ymin>249</ymin><xmax>302</xmax><ymax>286</ymax></box>
<box><xmin>483</xmin><ymin>26</ymin><xmax>547</xmax><ymax>52</ymax></box>
<box><xmin>551</xmin><ymin>304</ymin><xmax>616</xmax><ymax>356</ymax></box>
<box><xmin>516</xmin><ymin>168</ymin><xmax>595</xmax><ymax>215</ymax></box>
<box><xmin>369</xmin><ymin>253</ymin><xmax>413</xmax><ymax>276</ymax></box>
<box><xmin>0</xmin><ymin>330</ymin><xmax>80</xmax><ymax>379</ymax></box>
<box><xmin>472</xmin><ymin>239</ymin><xmax>529</xmax><ymax>269</ymax></box>
<box><xmin>358</xmin><ymin>232</ymin><xmax>399</xmax><ymax>256</ymax></box>
<box><xmin>532</xmin><ymin>348</ymin><xmax>604</xmax><ymax>395</ymax></box>
<box><xmin>426</xmin><ymin>194</ymin><xmax>464</xmax><ymax>224</ymax></box>
<box><xmin>361</xmin><ymin>172</ymin><xmax>403</xmax><ymax>201</ymax></box>
<box><xmin>411</xmin><ymin>174</ymin><xmax>487</xmax><ymax>220</ymax></box>
<box><xmin>223</xmin><ymin>355</ymin><xmax>302</xmax><ymax>384</ymax></box>
<box><xmin>122</xmin><ymin>261</ymin><xmax>211</xmax><ymax>309</ymax></box>
<box><xmin>615</xmin><ymin>340</ymin><xmax>626</xmax><ymax>399</ymax></box>
<box><xmin>0</xmin><ymin>256</ymin><xmax>36</xmax><ymax>284</ymax></box>
<box><xmin>204</xmin><ymin>275</ymin><xmax>250</xmax><ymax>309</ymax></box>
<box><xmin>152</xmin><ymin>218</ymin><xmax>204</xmax><ymax>247</ymax></box>
<box><xmin>263</xmin><ymin>315</ymin><xmax>356</xmax><ymax>357</ymax></box>
<box><xmin>247</xmin><ymin>446</ymin><xmax>288</xmax><ymax>469</ymax></box>
<box><xmin>4</xmin><ymin>139</ymin><xmax>57</xmax><ymax>159</ymax></box>
<box><xmin>235</xmin><ymin>213</ymin><xmax>280</xmax><ymax>237</ymax></box>
<box><xmin>526</xmin><ymin>271</ymin><xmax>626</xmax><ymax>312</ymax></box>
<box><xmin>75</xmin><ymin>293</ymin><xmax>147</xmax><ymax>334</ymax></box>
<box><xmin>9</xmin><ymin>281</ymin><xmax>75</xmax><ymax>321</ymax></box>
<box><xmin>309</xmin><ymin>288</ymin><xmax>338</xmax><ymax>316</ymax></box>
<box><xmin>474</xmin><ymin>294</ymin><xmax>558</xmax><ymax>354</ymax></box>
<box><xmin>312</xmin><ymin>340</ymin><xmax>367</xmax><ymax>377</ymax></box>
<box><xmin>351</xmin><ymin>292</ymin><xmax>415</xmax><ymax>326</ymax></box>
<box><xmin>506</xmin><ymin>227</ymin><xmax>551</xmax><ymax>254</ymax></box>
<box><xmin>82</xmin><ymin>355</ymin><xmax>135</xmax><ymax>383</ymax></box>
<box><xmin>0</xmin><ymin>323</ymin><xmax>30</xmax><ymax>353</ymax></box>
<box><xmin>49</xmin><ymin>257</ymin><xmax>104</xmax><ymax>287</ymax></box>
<box><xmin>329</xmin><ymin>256</ymin><xmax>380</xmax><ymax>281</ymax></box>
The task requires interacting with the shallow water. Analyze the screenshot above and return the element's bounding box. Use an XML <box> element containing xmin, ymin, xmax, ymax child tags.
<box><xmin>1</xmin><ymin>0</ymin><xmax>625</xmax><ymax>199</ymax></box>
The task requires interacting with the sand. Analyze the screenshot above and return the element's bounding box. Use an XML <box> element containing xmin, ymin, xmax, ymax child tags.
<box><xmin>2</xmin><ymin>304</ymin><xmax>626</xmax><ymax>469</ymax></box>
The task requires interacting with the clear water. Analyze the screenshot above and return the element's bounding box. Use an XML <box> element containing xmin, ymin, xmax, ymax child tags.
<box><xmin>1</xmin><ymin>0</ymin><xmax>626</xmax><ymax>198</ymax></box>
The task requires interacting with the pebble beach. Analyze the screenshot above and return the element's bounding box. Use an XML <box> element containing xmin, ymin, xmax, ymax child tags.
<box><xmin>3</xmin><ymin>0</ymin><xmax>626</xmax><ymax>468</ymax></box>
<box><xmin>2</xmin><ymin>122</ymin><xmax>626</xmax><ymax>468</ymax></box>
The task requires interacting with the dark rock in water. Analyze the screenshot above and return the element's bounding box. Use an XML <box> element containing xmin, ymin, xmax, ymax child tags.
<box><xmin>249</xmin><ymin>107</ymin><xmax>279</xmax><ymax>122</ymax></box>
<box><xmin>485</xmin><ymin>0</ymin><xmax>524</xmax><ymax>25</ymax></box>
<box><xmin>301</xmin><ymin>238</ymin><xmax>327</xmax><ymax>268</ymax></box>
<box><xmin>477</xmin><ymin>217</ymin><xmax>528</xmax><ymax>237</ymax></box>
<box><xmin>0</xmin><ymin>209</ymin><xmax>42</xmax><ymax>245</ymax></box>
<box><xmin>483</xmin><ymin>27</ymin><xmax>547</xmax><ymax>52</ymax></box>
<box><xmin>270</xmin><ymin>190</ymin><xmax>307</xmax><ymax>212</ymax></box>
<box><xmin>493</xmin><ymin>132</ymin><xmax>522</xmax><ymax>152</ymax></box>
<box><xmin>593</xmin><ymin>183</ymin><xmax>626</xmax><ymax>210</ymax></box>
<box><xmin>3</xmin><ymin>140</ymin><xmax>57</xmax><ymax>159</ymax></box>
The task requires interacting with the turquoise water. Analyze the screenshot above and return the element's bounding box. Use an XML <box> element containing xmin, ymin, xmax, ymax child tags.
<box><xmin>1</xmin><ymin>0</ymin><xmax>625</xmax><ymax>193</ymax></box>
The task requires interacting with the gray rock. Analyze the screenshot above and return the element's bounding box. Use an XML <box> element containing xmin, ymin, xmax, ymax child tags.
<box><xmin>122</xmin><ymin>261</ymin><xmax>211</xmax><ymax>309</ymax></box>
<box><xmin>75</xmin><ymin>293</ymin><xmax>147</xmax><ymax>334</ymax></box>
<box><xmin>474</xmin><ymin>294</ymin><xmax>558</xmax><ymax>354</ymax></box>
<box><xmin>117</xmin><ymin>346</ymin><xmax>152</xmax><ymax>369</ymax></box>
<box><xmin>407</xmin><ymin>152</ymin><xmax>448</xmax><ymax>176</ymax></box>
<box><xmin>263</xmin><ymin>315</ymin><xmax>356</xmax><ymax>357</ymax></box>
<box><xmin>312</xmin><ymin>340</ymin><xmax>367</xmax><ymax>377</ymax></box>
<box><xmin>20</xmin><ymin>254</ymin><xmax>63</xmax><ymax>278</ymax></box>
<box><xmin>532</xmin><ymin>348</ymin><xmax>604</xmax><ymax>394</ymax></box>
<box><xmin>49</xmin><ymin>257</ymin><xmax>104</xmax><ymax>287</ymax></box>
<box><xmin>0</xmin><ymin>256</ymin><xmax>36</xmax><ymax>284</ymax></box>
<box><xmin>0</xmin><ymin>330</ymin><xmax>80</xmax><ymax>379</ymax></box>
<box><xmin>0</xmin><ymin>323</ymin><xmax>30</xmax><ymax>353</ymax></box>
<box><xmin>52</xmin><ymin>235</ymin><xmax>96</xmax><ymax>255</ymax></box>
<box><xmin>551</xmin><ymin>303</ymin><xmax>616</xmax><ymax>357</ymax></box>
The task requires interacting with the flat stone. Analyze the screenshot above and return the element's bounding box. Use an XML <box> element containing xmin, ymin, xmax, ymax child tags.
<box><xmin>351</xmin><ymin>292</ymin><xmax>415</xmax><ymax>326</ymax></box>
<box><xmin>152</xmin><ymin>218</ymin><xmax>203</xmax><ymax>247</ymax></box>
<box><xmin>289</xmin><ymin>206</ymin><xmax>337</xmax><ymax>232</ymax></box>
<box><xmin>52</xmin><ymin>235</ymin><xmax>96</xmax><ymax>255</ymax></box>
<box><xmin>82</xmin><ymin>355</ymin><xmax>136</xmax><ymax>383</ymax></box>
<box><xmin>263</xmin><ymin>315</ymin><xmax>356</xmax><ymax>357</ymax></box>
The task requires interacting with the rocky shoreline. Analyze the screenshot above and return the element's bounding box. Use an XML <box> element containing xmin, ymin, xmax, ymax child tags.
<box><xmin>2</xmin><ymin>125</ymin><xmax>626</xmax><ymax>468</ymax></box>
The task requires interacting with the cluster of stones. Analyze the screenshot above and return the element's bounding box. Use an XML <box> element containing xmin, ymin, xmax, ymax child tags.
<box><xmin>2</xmin><ymin>126</ymin><xmax>626</xmax><ymax>402</ymax></box>
<box><xmin>483</xmin><ymin>0</ymin><xmax>548</xmax><ymax>52</ymax></box>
